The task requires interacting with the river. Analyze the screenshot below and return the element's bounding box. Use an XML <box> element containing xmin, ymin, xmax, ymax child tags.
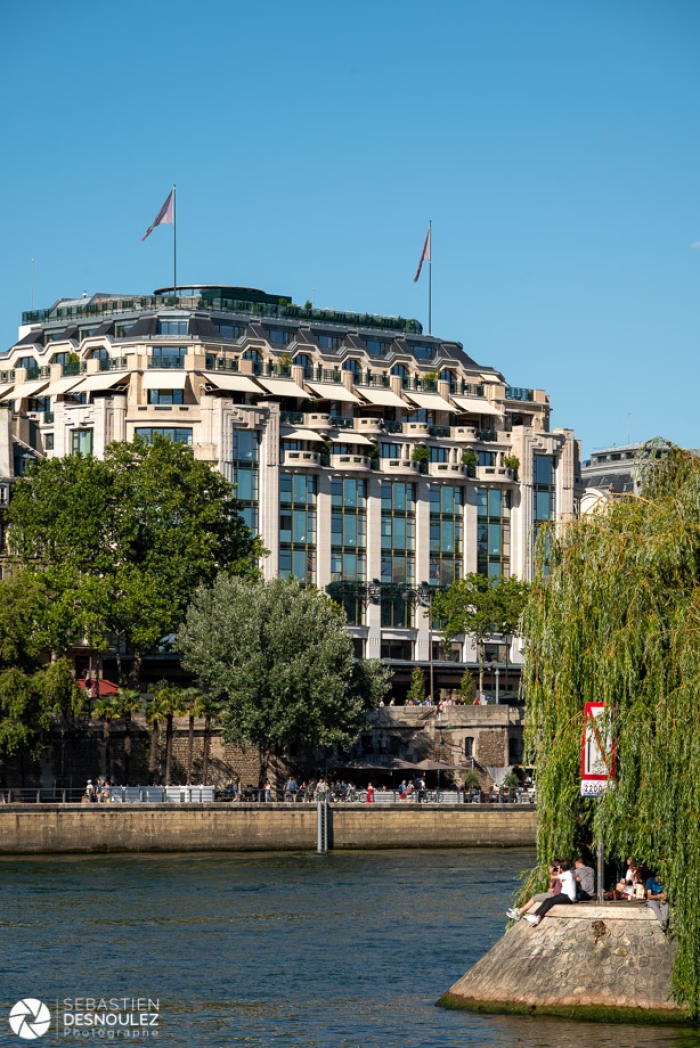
<box><xmin>1</xmin><ymin>848</ymin><xmax>696</xmax><ymax>1047</ymax></box>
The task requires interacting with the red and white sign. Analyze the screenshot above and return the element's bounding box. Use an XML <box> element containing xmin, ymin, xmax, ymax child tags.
<box><xmin>581</xmin><ymin>701</ymin><xmax>614</xmax><ymax>795</ymax></box>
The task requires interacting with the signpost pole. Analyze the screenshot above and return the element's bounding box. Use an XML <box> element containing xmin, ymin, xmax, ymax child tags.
<box><xmin>597</xmin><ymin>801</ymin><xmax>604</xmax><ymax>903</ymax></box>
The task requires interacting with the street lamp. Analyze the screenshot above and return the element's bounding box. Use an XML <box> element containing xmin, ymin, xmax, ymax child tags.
<box><xmin>402</xmin><ymin>582</ymin><xmax>434</xmax><ymax>704</ymax></box>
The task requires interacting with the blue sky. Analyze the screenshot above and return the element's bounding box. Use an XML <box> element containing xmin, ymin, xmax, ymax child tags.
<box><xmin>1</xmin><ymin>0</ymin><xmax>698</xmax><ymax>457</ymax></box>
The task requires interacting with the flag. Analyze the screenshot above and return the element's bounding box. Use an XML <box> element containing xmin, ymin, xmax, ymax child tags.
<box><xmin>141</xmin><ymin>189</ymin><xmax>174</xmax><ymax>242</ymax></box>
<box><xmin>414</xmin><ymin>225</ymin><xmax>431</xmax><ymax>282</ymax></box>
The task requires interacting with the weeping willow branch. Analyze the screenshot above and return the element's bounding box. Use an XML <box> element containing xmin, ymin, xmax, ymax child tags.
<box><xmin>523</xmin><ymin>440</ymin><xmax>700</xmax><ymax>1015</ymax></box>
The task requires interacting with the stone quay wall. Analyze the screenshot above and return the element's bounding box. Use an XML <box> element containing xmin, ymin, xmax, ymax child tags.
<box><xmin>440</xmin><ymin>902</ymin><xmax>689</xmax><ymax>1024</ymax></box>
<box><xmin>0</xmin><ymin>803</ymin><xmax>536</xmax><ymax>853</ymax></box>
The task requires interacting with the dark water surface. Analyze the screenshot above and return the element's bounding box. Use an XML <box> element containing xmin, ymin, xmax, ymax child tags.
<box><xmin>0</xmin><ymin>848</ymin><xmax>697</xmax><ymax>1048</ymax></box>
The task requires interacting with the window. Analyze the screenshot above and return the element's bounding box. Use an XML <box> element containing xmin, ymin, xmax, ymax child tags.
<box><xmin>16</xmin><ymin>356</ymin><xmax>36</xmax><ymax>370</ymax></box>
<box><xmin>213</xmin><ymin>321</ymin><xmax>243</xmax><ymax>339</ymax></box>
<box><xmin>134</xmin><ymin>427</ymin><xmax>193</xmax><ymax>445</ymax></box>
<box><xmin>148</xmin><ymin>389</ymin><xmax>184</xmax><ymax>405</ymax></box>
<box><xmin>342</xmin><ymin>358</ymin><xmax>361</xmax><ymax>376</ymax></box>
<box><xmin>464</xmin><ymin>737</ymin><xmax>474</xmax><ymax>759</ymax></box>
<box><xmin>71</xmin><ymin>429</ymin><xmax>94</xmax><ymax>456</ymax></box>
<box><xmin>331</xmin><ymin>478</ymin><xmax>367</xmax><ymax>624</ymax></box>
<box><xmin>50</xmin><ymin>352</ymin><xmax>70</xmax><ymax>365</ymax></box>
<box><xmin>380</xmin><ymin>442</ymin><xmax>402</xmax><ymax>459</ymax></box>
<box><xmin>430</xmin><ymin>485</ymin><xmax>464</xmax><ymax>586</ymax></box>
<box><xmin>318</xmin><ymin>333</ymin><xmax>344</xmax><ymax>351</ymax></box>
<box><xmin>410</xmin><ymin>343</ymin><xmax>433</xmax><ymax>360</ymax></box>
<box><xmin>150</xmin><ymin>346</ymin><xmax>186</xmax><ymax>368</ymax></box>
<box><xmin>44</xmin><ymin>433</ymin><xmax>55</xmax><ymax>451</ymax></box>
<box><xmin>380</xmin><ymin>640</ymin><xmax>413</xmax><ymax>661</ymax></box>
<box><xmin>294</xmin><ymin>354</ymin><xmax>313</xmax><ymax>374</ymax></box>
<box><xmin>365</xmin><ymin>339</ymin><xmax>389</xmax><ymax>356</ymax></box>
<box><xmin>279</xmin><ymin>472</ymin><xmax>316</xmax><ymax>585</ymax></box>
<box><xmin>391</xmin><ymin>364</ymin><xmax>409</xmax><ymax>383</ymax></box>
<box><xmin>441</xmin><ymin>370</ymin><xmax>457</xmax><ymax>390</ymax></box>
<box><xmin>430</xmin><ymin>446</ymin><xmax>448</xmax><ymax>463</ymax></box>
<box><xmin>233</xmin><ymin>428</ymin><xmax>260</xmax><ymax>536</ymax></box>
<box><xmin>243</xmin><ymin>348</ymin><xmax>261</xmax><ymax>363</ymax></box>
<box><xmin>157</xmin><ymin>320</ymin><xmax>188</xmax><ymax>335</ymax></box>
<box><xmin>380</xmin><ymin>481</ymin><xmax>415</xmax><ymax>627</ymax></box>
<box><xmin>477</xmin><ymin>487</ymin><xmax>511</xmax><ymax>578</ymax></box>
<box><xmin>115</xmin><ymin>323</ymin><xmax>134</xmax><ymax>339</ymax></box>
<box><xmin>89</xmin><ymin>347</ymin><xmax>110</xmax><ymax>361</ymax></box>
<box><xmin>265</xmin><ymin>327</ymin><xmax>293</xmax><ymax>346</ymax></box>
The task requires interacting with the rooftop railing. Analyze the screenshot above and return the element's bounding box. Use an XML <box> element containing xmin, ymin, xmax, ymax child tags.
<box><xmin>505</xmin><ymin>386</ymin><xmax>534</xmax><ymax>401</ymax></box>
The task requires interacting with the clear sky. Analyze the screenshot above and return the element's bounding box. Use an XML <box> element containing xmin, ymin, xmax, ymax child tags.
<box><xmin>1</xmin><ymin>0</ymin><xmax>698</xmax><ymax>457</ymax></box>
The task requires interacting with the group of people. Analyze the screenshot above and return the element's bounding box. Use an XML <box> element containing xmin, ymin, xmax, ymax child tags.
<box><xmin>507</xmin><ymin>857</ymin><xmax>595</xmax><ymax>927</ymax></box>
<box><xmin>83</xmin><ymin>778</ymin><xmax>111</xmax><ymax>803</ymax></box>
<box><xmin>507</xmin><ymin>854</ymin><xmax>668</xmax><ymax>928</ymax></box>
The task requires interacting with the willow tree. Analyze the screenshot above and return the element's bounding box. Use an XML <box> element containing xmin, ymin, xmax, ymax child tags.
<box><xmin>522</xmin><ymin>441</ymin><xmax>700</xmax><ymax>1015</ymax></box>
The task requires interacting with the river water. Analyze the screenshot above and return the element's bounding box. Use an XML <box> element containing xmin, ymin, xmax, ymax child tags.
<box><xmin>1</xmin><ymin>848</ymin><xmax>696</xmax><ymax>1048</ymax></box>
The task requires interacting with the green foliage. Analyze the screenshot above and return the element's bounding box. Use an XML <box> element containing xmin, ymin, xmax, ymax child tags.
<box><xmin>461</xmin><ymin>449</ymin><xmax>478</xmax><ymax>468</ymax></box>
<box><xmin>0</xmin><ymin>575</ymin><xmax>82</xmax><ymax>762</ymax></box>
<box><xmin>503</xmin><ymin>770</ymin><xmax>520</xmax><ymax>789</ymax></box>
<box><xmin>433</xmin><ymin>572</ymin><xmax>529</xmax><ymax>692</ymax></box>
<box><xmin>411</xmin><ymin>445</ymin><xmax>430</xmax><ymax>463</ymax></box>
<box><xmin>463</xmin><ymin>768</ymin><xmax>481</xmax><ymax>790</ymax></box>
<box><xmin>178</xmin><ymin>576</ymin><xmax>389</xmax><ymax>767</ymax></box>
<box><xmin>522</xmin><ymin>442</ymin><xmax>700</xmax><ymax>1014</ymax></box>
<box><xmin>406</xmin><ymin>666</ymin><xmax>426</xmax><ymax>704</ymax></box>
<box><xmin>459</xmin><ymin>668</ymin><xmax>475</xmax><ymax>703</ymax></box>
<box><xmin>7</xmin><ymin>437</ymin><xmax>265</xmax><ymax>684</ymax></box>
<box><xmin>503</xmin><ymin>454</ymin><xmax>520</xmax><ymax>474</ymax></box>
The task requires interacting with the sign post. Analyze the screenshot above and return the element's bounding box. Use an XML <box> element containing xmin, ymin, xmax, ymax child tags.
<box><xmin>581</xmin><ymin>702</ymin><xmax>614</xmax><ymax>902</ymax></box>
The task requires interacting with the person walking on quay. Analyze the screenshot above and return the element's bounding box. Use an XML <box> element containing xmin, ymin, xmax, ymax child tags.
<box><xmin>263</xmin><ymin>778</ymin><xmax>272</xmax><ymax>803</ymax></box>
<box><xmin>366</xmin><ymin>782</ymin><xmax>375</xmax><ymax>803</ymax></box>
<box><xmin>284</xmin><ymin>776</ymin><xmax>298</xmax><ymax>802</ymax></box>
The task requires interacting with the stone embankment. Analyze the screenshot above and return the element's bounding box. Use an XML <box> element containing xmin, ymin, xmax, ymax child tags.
<box><xmin>440</xmin><ymin>901</ymin><xmax>690</xmax><ymax>1024</ymax></box>
<box><xmin>0</xmin><ymin>803</ymin><xmax>535</xmax><ymax>853</ymax></box>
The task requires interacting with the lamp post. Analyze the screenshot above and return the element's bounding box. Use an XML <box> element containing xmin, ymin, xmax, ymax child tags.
<box><xmin>403</xmin><ymin>582</ymin><xmax>434</xmax><ymax>705</ymax></box>
<box><xmin>495</xmin><ymin>666</ymin><xmax>500</xmax><ymax>705</ymax></box>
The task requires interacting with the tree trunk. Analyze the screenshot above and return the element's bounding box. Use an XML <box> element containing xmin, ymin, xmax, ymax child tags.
<box><xmin>164</xmin><ymin>714</ymin><xmax>173</xmax><ymax>785</ymax></box>
<box><xmin>103</xmin><ymin>720</ymin><xmax>111</xmax><ymax>782</ymax></box>
<box><xmin>128</xmin><ymin>649</ymin><xmax>143</xmax><ymax>691</ymax></box>
<box><xmin>479</xmin><ymin>647</ymin><xmax>485</xmax><ymax>699</ymax></box>
<box><xmin>186</xmin><ymin>710</ymin><xmax>194</xmax><ymax>786</ymax></box>
<box><xmin>202</xmin><ymin>714</ymin><xmax>212</xmax><ymax>785</ymax></box>
<box><xmin>148</xmin><ymin>723</ymin><xmax>160</xmax><ymax>783</ymax></box>
<box><xmin>123</xmin><ymin>710</ymin><xmax>132</xmax><ymax>785</ymax></box>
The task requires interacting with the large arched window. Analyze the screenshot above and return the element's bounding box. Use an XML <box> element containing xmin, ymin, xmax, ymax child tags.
<box><xmin>88</xmin><ymin>347</ymin><xmax>110</xmax><ymax>361</ymax></box>
<box><xmin>342</xmin><ymin>358</ymin><xmax>361</xmax><ymax>377</ymax></box>
<box><xmin>243</xmin><ymin>348</ymin><xmax>262</xmax><ymax>363</ymax></box>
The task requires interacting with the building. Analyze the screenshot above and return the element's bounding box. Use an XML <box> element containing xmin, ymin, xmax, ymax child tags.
<box><xmin>1</xmin><ymin>285</ymin><xmax>581</xmax><ymax>698</ymax></box>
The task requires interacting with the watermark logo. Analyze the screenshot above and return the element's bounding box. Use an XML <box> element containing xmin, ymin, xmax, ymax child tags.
<box><xmin>9</xmin><ymin>1000</ymin><xmax>51</xmax><ymax>1040</ymax></box>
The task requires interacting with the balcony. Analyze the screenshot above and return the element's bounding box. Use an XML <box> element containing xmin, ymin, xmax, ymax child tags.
<box><xmin>429</xmin><ymin>425</ymin><xmax>451</xmax><ymax>438</ymax></box>
<box><xmin>281</xmin><ymin>449</ymin><xmax>320</xmax><ymax>467</ymax></box>
<box><xmin>378</xmin><ymin>459</ymin><xmax>421</xmax><ymax>475</ymax></box>
<box><xmin>330</xmin><ymin>415</ymin><xmax>354</xmax><ymax>429</ymax></box>
<box><xmin>383</xmin><ymin>420</ymin><xmax>403</xmax><ymax>434</ymax></box>
<box><xmin>404</xmin><ymin>421</ymin><xmax>430</xmax><ymax>437</ymax></box>
<box><xmin>428</xmin><ymin>461</ymin><xmax>464</xmax><ymax>478</ymax></box>
<box><xmin>476</xmin><ymin>465</ymin><xmax>516</xmax><ymax>483</ymax></box>
<box><xmin>304</xmin><ymin>412</ymin><xmax>331</xmax><ymax>428</ymax></box>
<box><xmin>356</xmin><ymin>417</ymin><xmax>383</xmax><ymax>434</ymax></box>
<box><xmin>505</xmin><ymin>386</ymin><xmax>534</xmax><ymax>402</ymax></box>
<box><xmin>476</xmin><ymin>429</ymin><xmax>498</xmax><ymax>442</ymax></box>
<box><xmin>98</xmin><ymin>357</ymin><xmax>128</xmax><ymax>371</ymax></box>
<box><xmin>281</xmin><ymin>411</ymin><xmax>304</xmax><ymax>425</ymax></box>
<box><xmin>330</xmin><ymin>452</ymin><xmax>371</xmax><ymax>471</ymax></box>
<box><xmin>451</xmin><ymin>425</ymin><xmax>477</xmax><ymax>440</ymax></box>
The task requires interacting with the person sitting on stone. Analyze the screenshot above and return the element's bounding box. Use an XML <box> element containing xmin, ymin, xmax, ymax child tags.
<box><xmin>507</xmin><ymin>862</ymin><xmax>562</xmax><ymax>921</ymax></box>
<box><xmin>525</xmin><ymin>860</ymin><xmax>577</xmax><ymax>926</ymax></box>
<box><xmin>645</xmin><ymin>872</ymin><xmax>668</xmax><ymax>924</ymax></box>
<box><xmin>573</xmin><ymin>856</ymin><xmax>595</xmax><ymax>901</ymax></box>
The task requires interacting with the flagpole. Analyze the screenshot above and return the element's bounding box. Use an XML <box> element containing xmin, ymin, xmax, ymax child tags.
<box><xmin>173</xmin><ymin>184</ymin><xmax>177</xmax><ymax>298</ymax></box>
<box><xmin>428</xmin><ymin>219</ymin><xmax>432</xmax><ymax>335</ymax></box>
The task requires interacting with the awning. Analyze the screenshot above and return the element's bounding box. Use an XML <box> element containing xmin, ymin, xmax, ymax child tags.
<box><xmin>281</xmin><ymin>426</ymin><xmax>325</xmax><ymax>443</ymax></box>
<box><xmin>199</xmin><ymin>371</ymin><xmax>263</xmax><ymax>395</ymax></box>
<box><xmin>306</xmin><ymin>381</ymin><xmax>361</xmax><ymax>403</ymax></box>
<box><xmin>76</xmin><ymin>372</ymin><xmax>131</xmax><ymax>393</ymax></box>
<box><xmin>0</xmin><ymin>385</ymin><xmax>14</xmax><ymax>399</ymax></box>
<box><xmin>257</xmin><ymin>377</ymin><xmax>308</xmax><ymax>399</ymax></box>
<box><xmin>451</xmin><ymin>395</ymin><xmax>503</xmax><ymax>417</ymax></box>
<box><xmin>480</xmin><ymin>373</ymin><xmax>502</xmax><ymax>384</ymax></box>
<box><xmin>141</xmin><ymin>369</ymin><xmax>188</xmax><ymax>390</ymax></box>
<box><xmin>357</xmin><ymin>386</ymin><xmax>408</xmax><ymax>409</ymax></box>
<box><xmin>404</xmin><ymin>391</ymin><xmax>457</xmax><ymax>413</ymax></box>
<box><xmin>43</xmin><ymin>375</ymin><xmax>86</xmax><ymax>397</ymax></box>
<box><xmin>2</xmin><ymin>380</ymin><xmax>49</xmax><ymax>401</ymax></box>
<box><xmin>330</xmin><ymin>431</ymin><xmax>374</xmax><ymax>446</ymax></box>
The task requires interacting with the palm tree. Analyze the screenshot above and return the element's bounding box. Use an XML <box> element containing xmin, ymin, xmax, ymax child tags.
<box><xmin>197</xmin><ymin>695</ymin><xmax>220</xmax><ymax>786</ymax></box>
<box><xmin>112</xmin><ymin>689</ymin><xmax>141</xmax><ymax>784</ymax></box>
<box><xmin>150</xmin><ymin>682</ymin><xmax>189</xmax><ymax>784</ymax></box>
<box><xmin>93</xmin><ymin>695</ymin><xmax>121</xmax><ymax>783</ymax></box>
<box><xmin>183</xmin><ymin>687</ymin><xmax>203</xmax><ymax>785</ymax></box>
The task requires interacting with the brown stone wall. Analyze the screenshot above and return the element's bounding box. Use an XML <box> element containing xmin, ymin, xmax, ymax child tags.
<box><xmin>475</xmin><ymin>729</ymin><xmax>506</xmax><ymax>766</ymax></box>
<box><xmin>0</xmin><ymin>804</ymin><xmax>536</xmax><ymax>853</ymax></box>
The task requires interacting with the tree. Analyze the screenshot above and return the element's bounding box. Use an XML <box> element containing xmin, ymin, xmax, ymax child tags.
<box><xmin>0</xmin><ymin>574</ymin><xmax>83</xmax><ymax>777</ymax></box>
<box><xmin>433</xmin><ymin>573</ymin><xmax>529</xmax><ymax>697</ymax></box>
<box><xmin>406</xmin><ymin>666</ymin><xmax>426</xmax><ymax>704</ymax></box>
<box><xmin>178</xmin><ymin>576</ymin><xmax>390</xmax><ymax>775</ymax></box>
<box><xmin>522</xmin><ymin>442</ymin><xmax>700</xmax><ymax>1015</ymax></box>
<box><xmin>7</xmin><ymin>437</ymin><xmax>265</xmax><ymax>686</ymax></box>
<box><xmin>149</xmin><ymin>682</ymin><xmax>190</xmax><ymax>785</ymax></box>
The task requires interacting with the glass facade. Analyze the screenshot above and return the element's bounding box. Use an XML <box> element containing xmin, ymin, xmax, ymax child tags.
<box><xmin>380</xmin><ymin>481</ymin><xmax>415</xmax><ymax>627</ymax></box>
<box><xmin>232</xmin><ymin>428</ymin><xmax>260</xmax><ymax>536</ymax></box>
<box><xmin>148</xmin><ymin>389</ymin><xmax>184</xmax><ymax>405</ymax></box>
<box><xmin>279</xmin><ymin>472</ymin><xmax>316</xmax><ymax>585</ymax></box>
<box><xmin>71</xmin><ymin>429</ymin><xmax>94</xmax><ymax>456</ymax></box>
<box><xmin>477</xmin><ymin>487</ymin><xmax>511</xmax><ymax>578</ymax></box>
<box><xmin>429</xmin><ymin>484</ymin><xmax>464</xmax><ymax>586</ymax></box>
<box><xmin>133</xmin><ymin>427</ymin><xmax>193</xmax><ymax>445</ymax></box>
<box><xmin>331</xmin><ymin>477</ymin><xmax>367</xmax><ymax>625</ymax></box>
<box><xmin>150</xmin><ymin>346</ymin><xmax>187</xmax><ymax>367</ymax></box>
<box><xmin>533</xmin><ymin>454</ymin><xmax>556</xmax><ymax>566</ymax></box>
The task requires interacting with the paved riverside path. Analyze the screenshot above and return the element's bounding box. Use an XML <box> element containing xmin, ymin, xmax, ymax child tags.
<box><xmin>440</xmin><ymin>901</ymin><xmax>687</xmax><ymax>1023</ymax></box>
<box><xmin>0</xmin><ymin>802</ymin><xmax>536</xmax><ymax>852</ymax></box>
